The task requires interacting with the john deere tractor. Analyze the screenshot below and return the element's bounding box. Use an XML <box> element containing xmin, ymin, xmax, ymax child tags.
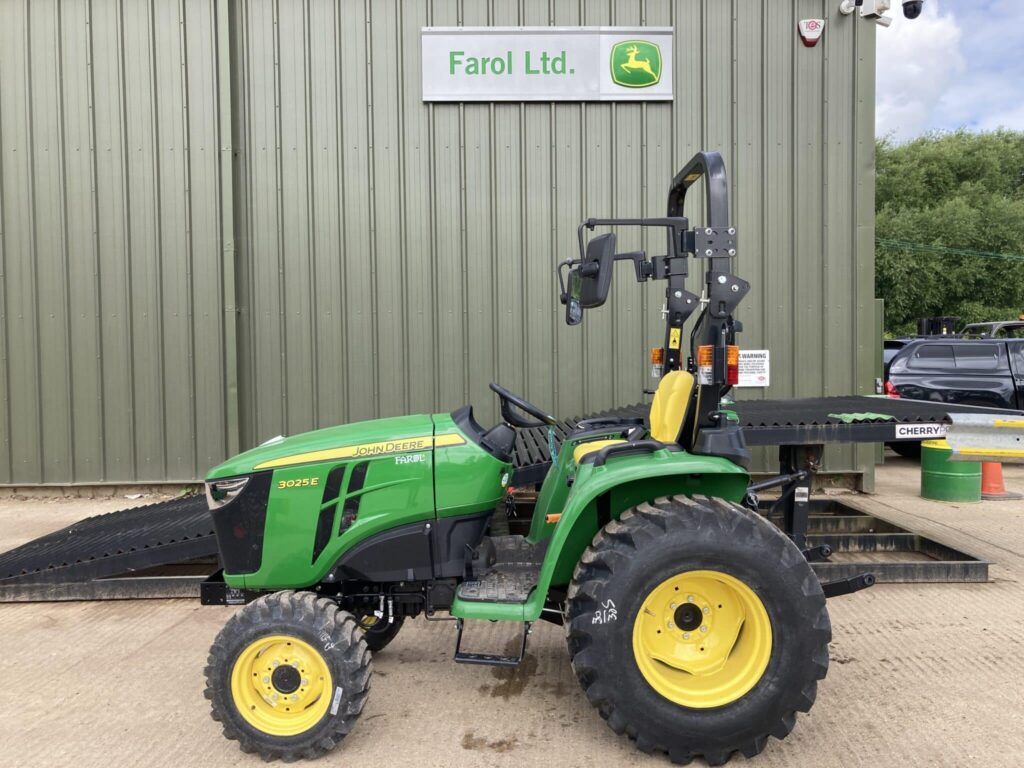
<box><xmin>201</xmin><ymin>152</ymin><xmax>853</xmax><ymax>765</ymax></box>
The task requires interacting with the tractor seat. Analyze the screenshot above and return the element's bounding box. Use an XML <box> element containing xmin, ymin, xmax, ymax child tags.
<box><xmin>572</xmin><ymin>371</ymin><xmax>695</xmax><ymax>464</ymax></box>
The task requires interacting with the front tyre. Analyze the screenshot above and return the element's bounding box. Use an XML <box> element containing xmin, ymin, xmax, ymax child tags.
<box><xmin>204</xmin><ymin>591</ymin><xmax>371</xmax><ymax>761</ymax></box>
<box><xmin>565</xmin><ymin>496</ymin><xmax>830</xmax><ymax>766</ymax></box>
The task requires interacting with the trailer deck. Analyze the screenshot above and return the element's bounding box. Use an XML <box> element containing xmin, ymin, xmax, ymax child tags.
<box><xmin>511</xmin><ymin>395</ymin><xmax>1017</xmax><ymax>485</ymax></box>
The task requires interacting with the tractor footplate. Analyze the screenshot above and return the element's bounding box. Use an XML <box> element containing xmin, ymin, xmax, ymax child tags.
<box><xmin>456</xmin><ymin>568</ymin><xmax>538</xmax><ymax>603</ymax></box>
<box><xmin>457</xmin><ymin>535</ymin><xmax>546</xmax><ymax>603</ymax></box>
<box><xmin>453</xmin><ymin>619</ymin><xmax>531</xmax><ymax>667</ymax></box>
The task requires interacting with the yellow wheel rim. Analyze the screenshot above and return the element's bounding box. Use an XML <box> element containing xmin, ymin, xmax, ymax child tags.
<box><xmin>632</xmin><ymin>570</ymin><xmax>772</xmax><ymax>709</ymax></box>
<box><xmin>230</xmin><ymin>635</ymin><xmax>333</xmax><ymax>737</ymax></box>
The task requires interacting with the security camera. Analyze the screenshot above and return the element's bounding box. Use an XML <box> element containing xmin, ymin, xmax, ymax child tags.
<box><xmin>860</xmin><ymin>0</ymin><xmax>890</xmax><ymax>17</ymax></box>
<box><xmin>902</xmin><ymin>0</ymin><xmax>923</xmax><ymax>18</ymax></box>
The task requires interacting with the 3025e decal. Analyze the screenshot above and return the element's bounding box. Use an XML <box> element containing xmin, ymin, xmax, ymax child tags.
<box><xmin>277</xmin><ymin>477</ymin><xmax>320</xmax><ymax>490</ymax></box>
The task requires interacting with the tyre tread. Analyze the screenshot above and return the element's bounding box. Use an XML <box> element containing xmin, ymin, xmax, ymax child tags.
<box><xmin>204</xmin><ymin>591</ymin><xmax>371</xmax><ymax>762</ymax></box>
<box><xmin>564</xmin><ymin>495</ymin><xmax>831</xmax><ymax>765</ymax></box>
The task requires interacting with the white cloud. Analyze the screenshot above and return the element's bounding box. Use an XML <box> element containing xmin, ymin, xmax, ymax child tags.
<box><xmin>875</xmin><ymin>2</ymin><xmax>966</xmax><ymax>141</ymax></box>
<box><xmin>976</xmin><ymin>102</ymin><xmax>1024</xmax><ymax>132</ymax></box>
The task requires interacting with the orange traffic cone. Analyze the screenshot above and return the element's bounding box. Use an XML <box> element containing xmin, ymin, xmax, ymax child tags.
<box><xmin>981</xmin><ymin>462</ymin><xmax>1023</xmax><ymax>501</ymax></box>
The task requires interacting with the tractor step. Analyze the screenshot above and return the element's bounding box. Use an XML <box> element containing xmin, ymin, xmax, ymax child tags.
<box><xmin>456</xmin><ymin>568</ymin><xmax>538</xmax><ymax>603</ymax></box>
<box><xmin>456</xmin><ymin>535</ymin><xmax>545</xmax><ymax>603</ymax></box>
<box><xmin>453</xmin><ymin>618</ymin><xmax>531</xmax><ymax>667</ymax></box>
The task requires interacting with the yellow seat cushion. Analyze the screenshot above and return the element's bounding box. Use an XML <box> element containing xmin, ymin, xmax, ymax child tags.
<box><xmin>570</xmin><ymin>371</ymin><xmax>694</xmax><ymax>465</ymax></box>
<box><xmin>649</xmin><ymin>370</ymin><xmax>695</xmax><ymax>444</ymax></box>
<box><xmin>573</xmin><ymin>439</ymin><xmax>627</xmax><ymax>464</ymax></box>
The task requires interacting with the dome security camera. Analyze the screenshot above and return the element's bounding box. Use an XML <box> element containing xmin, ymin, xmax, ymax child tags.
<box><xmin>902</xmin><ymin>0</ymin><xmax>923</xmax><ymax>18</ymax></box>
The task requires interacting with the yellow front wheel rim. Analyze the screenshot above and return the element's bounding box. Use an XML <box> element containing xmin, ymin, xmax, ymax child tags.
<box><xmin>230</xmin><ymin>635</ymin><xmax>333</xmax><ymax>737</ymax></box>
<box><xmin>632</xmin><ymin>570</ymin><xmax>772</xmax><ymax>709</ymax></box>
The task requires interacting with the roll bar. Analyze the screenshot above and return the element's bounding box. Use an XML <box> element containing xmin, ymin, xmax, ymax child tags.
<box><xmin>557</xmin><ymin>150</ymin><xmax>749</xmax><ymax>436</ymax></box>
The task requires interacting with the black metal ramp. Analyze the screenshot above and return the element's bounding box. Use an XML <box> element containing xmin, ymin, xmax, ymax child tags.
<box><xmin>0</xmin><ymin>495</ymin><xmax>217</xmax><ymax>601</ymax></box>
<box><xmin>768</xmin><ymin>498</ymin><xmax>989</xmax><ymax>583</ymax></box>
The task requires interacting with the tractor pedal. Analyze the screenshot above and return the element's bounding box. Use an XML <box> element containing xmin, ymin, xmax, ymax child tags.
<box><xmin>453</xmin><ymin>619</ymin><xmax>531</xmax><ymax>668</ymax></box>
<box><xmin>802</xmin><ymin>544</ymin><xmax>833</xmax><ymax>563</ymax></box>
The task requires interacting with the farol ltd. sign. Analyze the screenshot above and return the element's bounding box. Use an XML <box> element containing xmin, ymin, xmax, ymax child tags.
<box><xmin>421</xmin><ymin>27</ymin><xmax>673</xmax><ymax>102</ymax></box>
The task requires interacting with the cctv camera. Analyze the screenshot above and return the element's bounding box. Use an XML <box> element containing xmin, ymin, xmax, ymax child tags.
<box><xmin>902</xmin><ymin>0</ymin><xmax>923</xmax><ymax>18</ymax></box>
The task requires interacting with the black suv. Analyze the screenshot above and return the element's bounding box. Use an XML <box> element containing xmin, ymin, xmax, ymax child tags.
<box><xmin>887</xmin><ymin>338</ymin><xmax>1024</xmax><ymax>410</ymax></box>
<box><xmin>884</xmin><ymin>338</ymin><xmax>1024</xmax><ymax>457</ymax></box>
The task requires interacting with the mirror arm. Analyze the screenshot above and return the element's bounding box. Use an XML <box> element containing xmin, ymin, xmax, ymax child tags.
<box><xmin>614</xmin><ymin>251</ymin><xmax>652</xmax><ymax>282</ymax></box>
<box><xmin>556</xmin><ymin>258</ymin><xmax>581</xmax><ymax>304</ymax></box>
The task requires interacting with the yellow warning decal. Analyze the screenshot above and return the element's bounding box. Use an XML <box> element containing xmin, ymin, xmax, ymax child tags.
<box><xmin>669</xmin><ymin>327</ymin><xmax>682</xmax><ymax>350</ymax></box>
<box><xmin>255</xmin><ymin>433</ymin><xmax>466</xmax><ymax>470</ymax></box>
<box><xmin>434</xmin><ymin>433</ymin><xmax>466</xmax><ymax>448</ymax></box>
<box><xmin>683</xmin><ymin>172</ymin><xmax>702</xmax><ymax>182</ymax></box>
<box><xmin>993</xmin><ymin>419</ymin><xmax>1024</xmax><ymax>429</ymax></box>
<box><xmin>957</xmin><ymin>447</ymin><xmax>1024</xmax><ymax>459</ymax></box>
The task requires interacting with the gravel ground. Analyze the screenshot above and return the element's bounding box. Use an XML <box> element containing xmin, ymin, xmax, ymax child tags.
<box><xmin>1</xmin><ymin>458</ymin><xmax>1022</xmax><ymax>768</ymax></box>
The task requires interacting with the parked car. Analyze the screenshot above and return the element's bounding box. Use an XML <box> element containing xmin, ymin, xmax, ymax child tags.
<box><xmin>959</xmin><ymin>320</ymin><xmax>1024</xmax><ymax>339</ymax></box>
<box><xmin>884</xmin><ymin>338</ymin><xmax>1024</xmax><ymax>457</ymax></box>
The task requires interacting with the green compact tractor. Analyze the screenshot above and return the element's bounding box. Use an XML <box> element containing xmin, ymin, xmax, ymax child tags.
<box><xmin>201</xmin><ymin>152</ymin><xmax>869</xmax><ymax>765</ymax></box>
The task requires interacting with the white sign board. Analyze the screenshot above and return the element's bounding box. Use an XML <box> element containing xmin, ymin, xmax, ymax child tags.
<box><xmin>736</xmin><ymin>350</ymin><xmax>770</xmax><ymax>388</ymax></box>
<box><xmin>895</xmin><ymin>423</ymin><xmax>947</xmax><ymax>440</ymax></box>
<box><xmin>421</xmin><ymin>27</ymin><xmax>673</xmax><ymax>102</ymax></box>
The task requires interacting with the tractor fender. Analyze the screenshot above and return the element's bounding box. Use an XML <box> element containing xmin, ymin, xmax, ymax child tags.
<box><xmin>524</xmin><ymin>449</ymin><xmax>748</xmax><ymax>621</ymax></box>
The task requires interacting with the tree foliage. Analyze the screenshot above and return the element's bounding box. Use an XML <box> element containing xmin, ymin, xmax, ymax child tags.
<box><xmin>875</xmin><ymin>130</ymin><xmax>1024</xmax><ymax>335</ymax></box>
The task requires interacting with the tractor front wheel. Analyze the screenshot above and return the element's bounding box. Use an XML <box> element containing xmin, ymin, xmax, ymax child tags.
<box><xmin>204</xmin><ymin>590</ymin><xmax>371</xmax><ymax>761</ymax></box>
<box><xmin>565</xmin><ymin>495</ymin><xmax>830</xmax><ymax>765</ymax></box>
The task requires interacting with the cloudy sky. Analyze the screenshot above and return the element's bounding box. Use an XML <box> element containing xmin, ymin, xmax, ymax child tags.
<box><xmin>876</xmin><ymin>0</ymin><xmax>1024</xmax><ymax>141</ymax></box>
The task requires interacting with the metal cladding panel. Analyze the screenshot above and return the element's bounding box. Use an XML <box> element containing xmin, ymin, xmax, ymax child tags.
<box><xmin>1</xmin><ymin>0</ymin><xmax>876</xmax><ymax>482</ymax></box>
<box><xmin>0</xmin><ymin>0</ymin><xmax>230</xmax><ymax>483</ymax></box>
<box><xmin>233</xmin><ymin>0</ymin><xmax>877</xmax><ymax>477</ymax></box>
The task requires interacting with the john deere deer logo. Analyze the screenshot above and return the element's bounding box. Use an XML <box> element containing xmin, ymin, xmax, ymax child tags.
<box><xmin>611</xmin><ymin>40</ymin><xmax>662</xmax><ymax>88</ymax></box>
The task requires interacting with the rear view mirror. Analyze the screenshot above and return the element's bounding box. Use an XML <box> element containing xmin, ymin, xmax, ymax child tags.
<box><xmin>580</xmin><ymin>232</ymin><xmax>616</xmax><ymax>308</ymax></box>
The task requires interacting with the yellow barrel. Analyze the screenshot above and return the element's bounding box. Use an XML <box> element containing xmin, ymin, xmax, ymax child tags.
<box><xmin>920</xmin><ymin>439</ymin><xmax>981</xmax><ymax>503</ymax></box>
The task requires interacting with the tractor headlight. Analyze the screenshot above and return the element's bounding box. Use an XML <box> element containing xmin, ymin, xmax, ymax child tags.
<box><xmin>205</xmin><ymin>476</ymin><xmax>250</xmax><ymax>511</ymax></box>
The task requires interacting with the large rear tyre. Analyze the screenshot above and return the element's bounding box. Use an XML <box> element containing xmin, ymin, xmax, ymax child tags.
<box><xmin>565</xmin><ymin>496</ymin><xmax>830</xmax><ymax>765</ymax></box>
<box><xmin>204</xmin><ymin>590</ymin><xmax>371</xmax><ymax>761</ymax></box>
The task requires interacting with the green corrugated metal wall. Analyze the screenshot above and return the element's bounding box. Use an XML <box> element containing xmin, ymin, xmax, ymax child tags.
<box><xmin>0</xmin><ymin>0</ymin><xmax>877</xmax><ymax>484</ymax></box>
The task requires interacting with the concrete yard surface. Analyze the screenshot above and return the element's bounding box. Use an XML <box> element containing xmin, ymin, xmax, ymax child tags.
<box><xmin>2</xmin><ymin>460</ymin><xmax>1023</xmax><ymax>767</ymax></box>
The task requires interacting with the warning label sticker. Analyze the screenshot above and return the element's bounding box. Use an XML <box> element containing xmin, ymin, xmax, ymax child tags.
<box><xmin>737</xmin><ymin>350</ymin><xmax>770</xmax><ymax>388</ymax></box>
<box><xmin>895</xmin><ymin>423</ymin><xmax>947</xmax><ymax>440</ymax></box>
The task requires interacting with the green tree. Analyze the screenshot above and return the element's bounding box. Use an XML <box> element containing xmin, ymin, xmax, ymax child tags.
<box><xmin>875</xmin><ymin>129</ymin><xmax>1024</xmax><ymax>335</ymax></box>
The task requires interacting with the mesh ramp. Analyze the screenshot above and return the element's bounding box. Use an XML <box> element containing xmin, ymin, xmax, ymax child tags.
<box><xmin>0</xmin><ymin>495</ymin><xmax>217</xmax><ymax>601</ymax></box>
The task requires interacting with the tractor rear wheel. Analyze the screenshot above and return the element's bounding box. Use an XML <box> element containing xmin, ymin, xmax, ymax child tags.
<box><xmin>565</xmin><ymin>495</ymin><xmax>830</xmax><ymax>766</ymax></box>
<box><xmin>204</xmin><ymin>590</ymin><xmax>371</xmax><ymax>761</ymax></box>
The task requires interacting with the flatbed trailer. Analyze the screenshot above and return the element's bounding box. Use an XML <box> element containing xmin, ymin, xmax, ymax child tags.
<box><xmin>513</xmin><ymin>395</ymin><xmax>1015</xmax><ymax>483</ymax></box>
<box><xmin>513</xmin><ymin>395</ymin><xmax>1022</xmax><ymax>548</ymax></box>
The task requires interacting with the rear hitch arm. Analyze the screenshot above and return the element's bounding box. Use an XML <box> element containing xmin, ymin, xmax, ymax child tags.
<box><xmin>821</xmin><ymin>572</ymin><xmax>876</xmax><ymax>599</ymax></box>
<box><xmin>802</xmin><ymin>544</ymin><xmax>833</xmax><ymax>563</ymax></box>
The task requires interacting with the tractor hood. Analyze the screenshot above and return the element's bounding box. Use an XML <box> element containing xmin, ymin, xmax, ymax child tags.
<box><xmin>206</xmin><ymin>414</ymin><xmax>437</xmax><ymax>479</ymax></box>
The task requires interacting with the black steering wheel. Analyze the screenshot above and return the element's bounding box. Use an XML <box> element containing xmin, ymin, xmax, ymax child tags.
<box><xmin>489</xmin><ymin>383</ymin><xmax>557</xmax><ymax>429</ymax></box>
